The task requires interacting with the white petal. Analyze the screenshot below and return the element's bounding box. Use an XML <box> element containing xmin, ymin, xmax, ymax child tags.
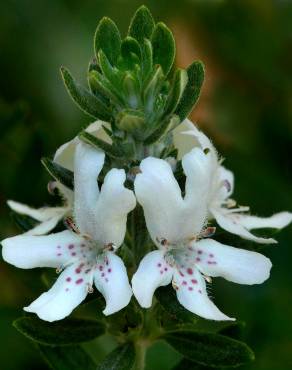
<box><xmin>215</xmin><ymin>166</ymin><xmax>235</xmax><ymax>201</ymax></box>
<box><xmin>132</xmin><ymin>250</ymin><xmax>173</xmax><ymax>308</ymax></box>
<box><xmin>173</xmin><ymin>119</ymin><xmax>217</xmax><ymax>159</ymax></box>
<box><xmin>211</xmin><ymin>208</ymin><xmax>277</xmax><ymax>244</ymax></box>
<box><xmin>94</xmin><ymin>252</ymin><xmax>132</xmax><ymax>315</ymax></box>
<box><xmin>135</xmin><ymin>150</ymin><xmax>213</xmax><ymax>244</ymax></box>
<box><xmin>93</xmin><ymin>169</ymin><xmax>136</xmax><ymax>246</ymax></box>
<box><xmin>74</xmin><ymin>142</ymin><xmax>105</xmax><ymax>235</ymax></box>
<box><xmin>173</xmin><ymin>119</ymin><xmax>199</xmax><ymax>159</ymax></box>
<box><xmin>193</xmin><ymin>238</ymin><xmax>272</xmax><ymax>285</ymax></box>
<box><xmin>231</xmin><ymin>212</ymin><xmax>292</xmax><ymax>231</ymax></box>
<box><xmin>24</xmin><ymin>262</ymin><xmax>89</xmax><ymax>321</ymax></box>
<box><xmin>135</xmin><ymin>157</ymin><xmax>185</xmax><ymax>243</ymax></box>
<box><xmin>25</xmin><ymin>216</ymin><xmax>63</xmax><ymax>236</ymax></box>
<box><xmin>173</xmin><ymin>267</ymin><xmax>233</xmax><ymax>321</ymax></box>
<box><xmin>7</xmin><ymin>200</ymin><xmax>64</xmax><ymax>222</ymax></box>
<box><xmin>54</xmin><ymin>121</ymin><xmax>111</xmax><ymax>170</ymax></box>
<box><xmin>2</xmin><ymin>230</ymin><xmax>83</xmax><ymax>269</ymax></box>
<box><xmin>183</xmin><ymin>148</ymin><xmax>215</xmax><ymax>233</ymax></box>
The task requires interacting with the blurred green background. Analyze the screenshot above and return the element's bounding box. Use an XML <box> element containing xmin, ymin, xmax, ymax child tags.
<box><xmin>1</xmin><ymin>0</ymin><xmax>292</xmax><ymax>369</ymax></box>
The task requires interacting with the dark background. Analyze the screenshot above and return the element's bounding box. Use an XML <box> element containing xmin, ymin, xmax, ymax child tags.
<box><xmin>0</xmin><ymin>0</ymin><xmax>292</xmax><ymax>369</ymax></box>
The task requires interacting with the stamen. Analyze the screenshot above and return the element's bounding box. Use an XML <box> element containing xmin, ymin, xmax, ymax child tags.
<box><xmin>203</xmin><ymin>275</ymin><xmax>212</xmax><ymax>283</ymax></box>
<box><xmin>104</xmin><ymin>242</ymin><xmax>116</xmax><ymax>252</ymax></box>
<box><xmin>56</xmin><ymin>258</ymin><xmax>76</xmax><ymax>274</ymax></box>
<box><xmin>222</xmin><ymin>179</ymin><xmax>231</xmax><ymax>193</ymax></box>
<box><xmin>156</xmin><ymin>237</ymin><xmax>169</xmax><ymax>247</ymax></box>
<box><xmin>200</xmin><ymin>226</ymin><xmax>216</xmax><ymax>238</ymax></box>
<box><xmin>86</xmin><ymin>267</ymin><xmax>95</xmax><ymax>293</ymax></box>
<box><xmin>64</xmin><ymin>217</ymin><xmax>80</xmax><ymax>234</ymax></box>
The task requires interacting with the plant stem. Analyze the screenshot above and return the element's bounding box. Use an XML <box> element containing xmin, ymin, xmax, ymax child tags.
<box><xmin>133</xmin><ymin>341</ymin><xmax>147</xmax><ymax>370</ymax></box>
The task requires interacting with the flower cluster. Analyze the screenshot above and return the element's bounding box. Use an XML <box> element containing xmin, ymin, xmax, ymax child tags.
<box><xmin>2</xmin><ymin>119</ymin><xmax>291</xmax><ymax>322</ymax></box>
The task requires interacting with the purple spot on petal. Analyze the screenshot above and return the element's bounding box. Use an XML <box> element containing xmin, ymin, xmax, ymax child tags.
<box><xmin>68</xmin><ymin>244</ymin><xmax>74</xmax><ymax>250</ymax></box>
<box><xmin>187</xmin><ymin>268</ymin><xmax>193</xmax><ymax>275</ymax></box>
<box><xmin>75</xmin><ymin>278</ymin><xmax>84</xmax><ymax>285</ymax></box>
<box><xmin>66</xmin><ymin>277</ymin><xmax>72</xmax><ymax>282</ymax></box>
<box><xmin>108</xmin><ymin>268</ymin><xmax>112</xmax><ymax>273</ymax></box>
<box><xmin>71</xmin><ymin>252</ymin><xmax>76</xmax><ymax>256</ymax></box>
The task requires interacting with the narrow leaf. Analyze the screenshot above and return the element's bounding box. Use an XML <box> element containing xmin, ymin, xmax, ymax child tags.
<box><xmin>144</xmin><ymin>115</ymin><xmax>180</xmax><ymax>145</ymax></box>
<box><xmin>60</xmin><ymin>67</ymin><xmax>111</xmax><ymax>120</ymax></box>
<box><xmin>121</xmin><ymin>37</ymin><xmax>141</xmax><ymax>60</ymax></box>
<box><xmin>151</xmin><ymin>22</ymin><xmax>175</xmax><ymax>76</ymax></box>
<box><xmin>141</xmin><ymin>38</ymin><xmax>153</xmax><ymax>82</ymax></box>
<box><xmin>38</xmin><ymin>344</ymin><xmax>96</xmax><ymax>370</ymax></box>
<box><xmin>98</xmin><ymin>50</ymin><xmax>123</xmax><ymax>89</ymax></box>
<box><xmin>128</xmin><ymin>5</ymin><xmax>155</xmax><ymax>43</ymax></box>
<box><xmin>41</xmin><ymin>158</ymin><xmax>74</xmax><ymax>190</ymax></box>
<box><xmin>94</xmin><ymin>17</ymin><xmax>121</xmax><ymax>66</ymax></box>
<box><xmin>174</xmin><ymin>359</ymin><xmax>214</xmax><ymax>370</ymax></box>
<box><xmin>79</xmin><ymin>131</ymin><xmax>124</xmax><ymax>159</ymax></box>
<box><xmin>175</xmin><ymin>61</ymin><xmax>205</xmax><ymax>121</ymax></box>
<box><xmin>13</xmin><ymin>317</ymin><xmax>104</xmax><ymax>346</ymax></box>
<box><xmin>165</xmin><ymin>69</ymin><xmax>188</xmax><ymax>115</ymax></box>
<box><xmin>165</xmin><ymin>331</ymin><xmax>255</xmax><ymax>368</ymax></box>
<box><xmin>96</xmin><ymin>343</ymin><xmax>135</xmax><ymax>370</ymax></box>
<box><xmin>155</xmin><ymin>286</ymin><xmax>197</xmax><ymax>324</ymax></box>
<box><xmin>88</xmin><ymin>70</ymin><xmax>123</xmax><ymax>107</ymax></box>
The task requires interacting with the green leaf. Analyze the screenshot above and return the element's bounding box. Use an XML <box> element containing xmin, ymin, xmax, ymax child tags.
<box><xmin>79</xmin><ymin>131</ymin><xmax>124</xmax><ymax>159</ymax></box>
<box><xmin>38</xmin><ymin>344</ymin><xmax>96</xmax><ymax>370</ymax></box>
<box><xmin>94</xmin><ymin>17</ymin><xmax>121</xmax><ymax>66</ymax></box>
<box><xmin>144</xmin><ymin>115</ymin><xmax>180</xmax><ymax>145</ymax></box>
<box><xmin>128</xmin><ymin>5</ymin><xmax>155</xmax><ymax>43</ymax></box>
<box><xmin>219</xmin><ymin>321</ymin><xmax>246</xmax><ymax>340</ymax></box>
<box><xmin>121</xmin><ymin>37</ymin><xmax>141</xmax><ymax>60</ymax></box>
<box><xmin>140</xmin><ymin>38</ymin><xmax>153</xmax><ymax>83</ymax></box>
<box><xmin>96</xmin><ymin>343</ymin><xmax>135</xmax><ymax>370</ymax></box>
<box><xmin>174</xmin><ymin>358</ymin><xmax>214</xmax><ymax>370</ymax></box>
<box><xmin>41</xmin><ymin>158</ymin><xmax>74</xmax><ymax>190</ymax></box>
<box><xmin>175</xmin><ymin>61</ymin><xmax>205</xmax><ymax>121</ymax></box>
<box><xmin>88</xmin><ymin>70</ymin><xmax>123</xmax><ymax>107</ymax></box>
<box><xmin>151</xmin><ymin>22</ymin><xmax>175</xmax><ymax>76</ymax></box>
<box><xmin>13</xmin><ymin>317</ymin><xmax>105</xmax><ymax>346</ymax></box>
<box><xmin>165</xmin><ymin>69</ymin><xmax>188</xmax><ymax>115</ymax></box>
<box><xmin>98</xmin><ymin>50</ymin><xmax>123</xmax><ymax>89</ymax></box>
<box><xmin>60</xmin><ymin>66</ymin><xmax>111</xmax><ymax>121</ymax></box>
<box><xmin>165</xmin><ymin>331</ymin><xmax>255</xmax><ymax>368</ymax></box>
<box><xmin>116</xmin><ymin>109</ymin><xmax>145</xmax><ymax>132</ymax></box>
<box><xmin>155</xmin><ymin>286</ymin><xmax>197</xmax><ymax>324</ymax></box>
<box><xmin>143</xmin><ymin>66</ymin><xmax>164</xmax><ymax>114</ymax></box>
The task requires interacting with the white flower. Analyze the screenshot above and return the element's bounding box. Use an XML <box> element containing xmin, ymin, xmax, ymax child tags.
<box><xmin>132</xmin><ymin>148</ymin><xmax>272</xmax><ymax>321</ymax></box>
<box><xmin>54</xmin><ymin>120</ymin><xmax>111</xmax><ymax>170</ymax></box>
<box><xmin>7</xmin><ymin>121</ymin><xmax>111</xmax><ymax>236</ymax></box>
<box><xmin>174</xmin><ymin>119</ymin><xmax>292</xmax><ymax>244</ymax></box>
<box><xmin>7</xmin><ymin>182</ymin><xmax>73</xmax><ymax>236</ymax></box>
<box><xmin>2</xmin><ymin>142</ymin><xmax>136</xmax><ymax>321</ymax></box>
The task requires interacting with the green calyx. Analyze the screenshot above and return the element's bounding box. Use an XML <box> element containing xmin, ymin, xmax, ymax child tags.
<box><xmin>61</xmin><ymin>5</ymin><xmax>204</xmax><ymax>156</ymax></box>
